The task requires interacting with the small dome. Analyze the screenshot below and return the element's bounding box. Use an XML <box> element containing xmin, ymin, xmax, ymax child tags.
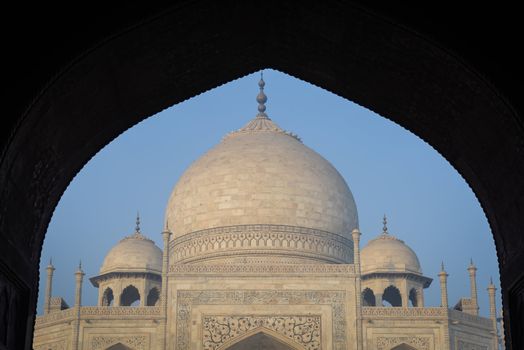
<box><xmin>100</xmin><ymin>232</ymin><xmax>162</xmax><ymax>275</ymax></box>
<box><xmin>360</xmin><ymin>232</ymin><xmax>421</xmax><ymax>274</ymax></box>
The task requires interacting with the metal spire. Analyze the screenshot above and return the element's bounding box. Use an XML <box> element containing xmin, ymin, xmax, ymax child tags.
<box><xmin>382</xmin><ymin>214</ymin><xmax>388</xmax><ymax>234</ymax></box>
<box><xmin>78</xmin><ymin>260</ymin><xmax>82</xmax><ymax>271</ymax></box>
<box><xmin>256</xmin><ymin>71</ymin><xmax>268</xmax><ymax>119</ymax></box>
<box><xmin>135</xmin><ymin>212</ymin><xmax>141</xmax><ymax>233</ymax></box>
<box><xmin>441</xmin><ymin>261</ymin><xmax>445</xmax><ymax>271</ymax></box>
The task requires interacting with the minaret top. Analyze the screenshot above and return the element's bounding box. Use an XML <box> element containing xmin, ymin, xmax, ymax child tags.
<box><xmin>47</xmin><ymin>257</ymin><xmax>54</xmax><ymax>270</ymax></box>
<box><xmin>439</xmin><ymin>261</ymin><xmax>448</xmax><ymax>276</ymax></box>
<box><xmin>468</xmin><ymin>258</ymin><xmax>477</xmax><ymax>271</ymax></box>
<box><xmin>256</xmin><ymin>71</ymin><xmax>268</xmax><ymax>119</ymax></box>
<box><xmin>76</xmin><ymin>260</ymin><xmax>84</xmax><ymax>275</ymax></box>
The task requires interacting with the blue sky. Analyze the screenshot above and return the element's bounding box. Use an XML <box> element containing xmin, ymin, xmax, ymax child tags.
<box><xmin>38</xmin><ymin>69</ymin><xmax>500</xmax><ymax>317</ymax></box>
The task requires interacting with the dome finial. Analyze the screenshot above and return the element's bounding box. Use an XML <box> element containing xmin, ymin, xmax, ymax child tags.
<box><xmin>382</xmin><ymin>214</ymin><xmax>388</xmax><ymax>234</ymax></box>
<box><xmin>135</xmin><ymin>212</ymin><xmax>141</xmax><ymax>233</ymax></box>
<box><xmin>256</xmin><ymin>71</ymin><xmax>268</xmax><ymax>119</ymax></box>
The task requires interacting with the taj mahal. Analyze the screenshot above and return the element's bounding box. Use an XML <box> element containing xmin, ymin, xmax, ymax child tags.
<box><xmin>33</xmin><ymin>76</ymin><xmax>502</xmax><ymax>350</ymax></box>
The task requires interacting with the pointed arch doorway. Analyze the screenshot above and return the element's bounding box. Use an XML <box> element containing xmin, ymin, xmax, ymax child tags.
<box><xmin>391</xmin><ymin>344</ymin><xmax>417</xmax><ymax>350</ymax></box>
<box><xmin>220</xmin><ymin>329</ymin><xmax>305</xmax><ymax>350</ymax></box>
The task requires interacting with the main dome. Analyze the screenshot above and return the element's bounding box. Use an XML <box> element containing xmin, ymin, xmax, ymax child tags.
<box><xmin>165</xmin><ymin>77</ymin><xmax>358</xmax><ymax>264</ymax></box>
<box><xmin>165</xmin><ymin>118</ymin><xmax>358</xmax><ymax>238</ymax></box>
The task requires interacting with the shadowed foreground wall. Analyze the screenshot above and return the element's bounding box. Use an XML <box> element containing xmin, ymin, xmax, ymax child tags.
<box><xmin>1</xmin><ymin>1</ymin><xmax>523</xmax><ymax>349</ymax></box>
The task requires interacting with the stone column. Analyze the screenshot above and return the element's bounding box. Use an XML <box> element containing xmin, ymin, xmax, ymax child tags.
<box><xmin>416</xmin><ymin>288</ymin><xmax>425</xmax><ymax>307</ymax></box>
<box><xmin>352</xmin><ymin>228</ymin><xmax>363</xmax><ymax>350</ymax></box>
<box><xmin>140</xmin><ymin>280</ymin><xmax>146</xmax><ymax>307</ymax></box>
<box><xmin>467</xmin><ymin>259</ymin><xmax>479</xmax><ymax>315</ymax></box>
<box><xmin>72</xmin><ymin>262</ymin><xmax>85</xmax><ymax>350</ymax></box>
<box><xmin>487</xmin><ymin>278</ymin><xmax>498</xmax><ymax>350</ymax></box>
<box><xmin>438</xmin><ymin>262</ymin><xmax>449</xmax><ymax>308</ymax></box>
<box><xmin>375</xmin><ymin>293</ymin><xmax>383</xmax><ymax>306</ymax></box>
<box><xmin>160</xmin><ymin>225</ymin><xmax>172</xmax><ymax>350</ymax></box>
<box><xmin>44</xmin><ymin>259</ymin><xmax>55</xmax><ymax>314</ymax></box>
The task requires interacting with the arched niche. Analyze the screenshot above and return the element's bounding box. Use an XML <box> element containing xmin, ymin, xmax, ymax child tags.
<box><xmin>383</xmin><ymin>285</ymin><xmax>402</xmax><ymax>307</ymax></box>
<box><xmin>362</xmin><ymin>288</ymin><xmax>376</xmax><ymax>307</ymax></box>
<box><xmin>409</xmin><ymin>288</ymin><xmax>418</xmax><ymax>307</ymax></box>
<box><xmin>101</xmin><ymin>287</ymin><xmax>114</xmax><ymax>307</ymax></box>
<box><xmin>120</xmin><ymin>285</ymin><xmax>140</xmax><ymax>307</ymax></box>
<box><xmin>146</xmin><ymin>287</ymin><xmax>159</xmax><ymax>306</ymax></box>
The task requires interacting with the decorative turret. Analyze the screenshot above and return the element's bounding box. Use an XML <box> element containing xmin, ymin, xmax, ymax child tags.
<box><xmin>90</xmin><ymin>214</ymin><xmax>163</xmax><ymax>307</ymax></box>
<box><xmin>360</xmin><ymin>216</ymin><xmax>432</xmax><ymax>307</ymax></box>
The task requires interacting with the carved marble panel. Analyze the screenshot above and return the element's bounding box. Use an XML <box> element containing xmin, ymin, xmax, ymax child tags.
<box><xmin>203</xmin><ymin>315</ymin><xmax>321</xmax><ymax>350</ymax></box>
<box><xmin>376</xmin><ymin>336</ymin><xmax>430</xmax><ymax>350</ymax></box>
<box><xmin>90</xmin><ymin>334</ymin><xmax>148</xmax><ymax>350</ymax></box>
<box><xmin>176</xmin><ymin>290</ymin><xmax>346</xmax><ymax>350</ymax></box>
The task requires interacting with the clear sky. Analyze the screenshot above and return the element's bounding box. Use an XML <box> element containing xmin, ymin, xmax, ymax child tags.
<box><xmin>38</xmin><ymin>69</ymin><xmax>501</xmax><ymax>317</ymax></box>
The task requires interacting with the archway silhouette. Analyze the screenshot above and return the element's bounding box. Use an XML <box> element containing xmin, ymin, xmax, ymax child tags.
<box><xmin>1</xmin><ymin>2</ymin><xmax>522</xmax><ymax>349</ymax></box>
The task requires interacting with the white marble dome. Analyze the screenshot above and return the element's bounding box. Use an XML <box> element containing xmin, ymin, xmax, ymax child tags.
<box><xmin>165</xmin><ymin>115</ymin><xmax>359</xmax><ymax>240</ymax></box>
<box><xmin>100</xmin><ymin>231</ymin><xmax>162</xmax><ymax>275</ymax></box>
<box><xmin>360</xmin><ymin>230</ymin><xmax>421</xmax><ymax>275</ymax></box>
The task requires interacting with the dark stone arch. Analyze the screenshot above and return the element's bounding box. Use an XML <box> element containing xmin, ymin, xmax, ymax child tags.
<box><xmin>120</xmin><ymin>286</ymin><xmax>140</xmax><ymax>307</ymax></box>
<box><xmin>362</xmin><ymin>288</ymin><xmax>376</xmax><ymax>307</ymax></box>
<box><xmin>146</xmin><ymin>287</ymin><xmax>159</xmax><ymax>306</ymax></box>
<box><xmin>409</xmin><ymin>288</ymin><xmax>418</xmax><ymax>307</ymax></box>
<box><xmin>383</xmin><ymin>285</ymin><xmax>402</xmax><ymax>307</ymax></box>
<box><xmin>101</xmin><ymin>287</ymin><xmax>114</xmax><ymax>307</ymax></box>
<box><xmin>0</xmin><ymin>2</ymin><xmax>523</xmax><ymax>349</ymax></box>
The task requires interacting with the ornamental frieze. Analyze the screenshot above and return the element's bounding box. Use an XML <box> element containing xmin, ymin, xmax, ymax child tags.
<box><xmin>170</xmin><ymin>263</ymin><xmax>355</xmax><ymax>274</ymax></box>
<box><xmin>170</xmin><ymin>224</ymin><xmax>353</xmax><ymax>264</ymax></box>
<box><xmin>203</xmin><ymin>315</ymin><xmax>321</xmax><ymax>350</ymax></box>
